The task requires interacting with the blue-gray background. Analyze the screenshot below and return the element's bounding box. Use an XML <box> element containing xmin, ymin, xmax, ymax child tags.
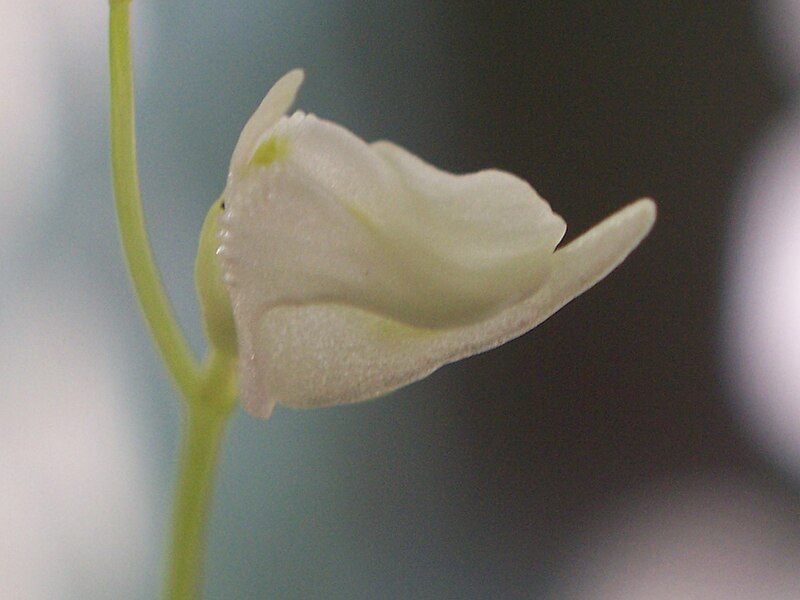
<box><xmin>3</xmin><ymin>1</ymin><xmax>800</xmax><ymax>599</ymax></box>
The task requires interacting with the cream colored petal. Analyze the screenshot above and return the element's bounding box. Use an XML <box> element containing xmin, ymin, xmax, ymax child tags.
<box><xmin>430</xmin><ymin>198</ymin><xmax>657</xmax><ymax>359</ymax></box>
<box><xmin>372</xmin><ymin>140</ymin><xmax>565</xmax><ymax>246</ymax></box>
<box><xmin>228</xmin><ymin>69</ymin><xmax>304</xmax><ymax>178</ymax></box>
<box><xmin>235</xmin><ymin>199</ymin><xmax>655</xmax><ymax>417</ymax></box>
<box><xmin>222</xmin><ymin>113</ymin><xmax>567</xmax><ymax>329</ymax></box>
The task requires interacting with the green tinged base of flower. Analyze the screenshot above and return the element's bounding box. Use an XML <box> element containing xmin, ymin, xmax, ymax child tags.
<box><xmin>196</xmin><ymin>197</ymin><xmax>238</xmax><ymax>358</ymax></box>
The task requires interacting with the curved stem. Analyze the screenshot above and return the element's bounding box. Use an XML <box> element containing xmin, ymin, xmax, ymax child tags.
<box><xmin>109</xmin><ymin>2</ymin><xmax>239</xmax><ymax>597</ymax></box>
<box><xmin>109</xmin><ymin>0</ymin><xmax>200</xmax><ymax>398</ymax></box>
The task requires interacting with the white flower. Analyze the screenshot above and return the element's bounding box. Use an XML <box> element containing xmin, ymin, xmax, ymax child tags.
<box><xmin>218</xmin><ymin>69</ymin><xmax>655</xmax><ymax>418</ymax></box>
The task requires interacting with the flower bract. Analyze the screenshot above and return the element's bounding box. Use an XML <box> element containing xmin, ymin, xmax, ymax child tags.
<box><xmin>217</xmin><ymin>69</ymin><xmax>656</xmax><ymax>418</ymax></box>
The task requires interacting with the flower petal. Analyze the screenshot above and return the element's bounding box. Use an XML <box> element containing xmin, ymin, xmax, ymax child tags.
<box><xmin>430</xmin><ymin>197</ymin><xmax>657</xmax><ymax>359</ymax></box>
<box><xmin>231</xmin><ymin>200</ymin><xmax>654</xmax><ymax>417</ymax></box>
<box><xmin>219</xmin><ymin>72</ymin><xmax>656</xmax><ymax>418</ymax></box>
<box><xmin>372</xmin><ymin>140</ymin><xmax>566</xmax><ymax>246</ymax></box>
<box><xmin>221</xmin><ymin>114</ymin><xmax>569</xmax><ymax>331</ymax></box>
<box><xmin>228</xmin><ymin>69</ymin><xmax>304</xmax><ymax>177</ymax></box>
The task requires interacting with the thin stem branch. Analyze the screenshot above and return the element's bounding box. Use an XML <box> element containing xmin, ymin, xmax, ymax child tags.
<box><xmin>109</xmin><ymin>0</ymin><xmax>200</xmax><ymax>398</ymax></box>
<box><xmin>109</xmin><ymin>3</ymin><xmax>239</xmax><ymax>598</ymax></box>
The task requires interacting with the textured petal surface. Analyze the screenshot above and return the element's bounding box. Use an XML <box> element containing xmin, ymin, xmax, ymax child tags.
<box><xmin>219</xmin><ymin>72</ymin><xmax>656</xmax><ymax>417</ymax></box>
<box><xmin>223</xmin><ymin>115</ymin><xmax>567</xmax><ymax>321</ymax></box>
<box><xmin>233</xmin><ymin>199</ymin><xmax>654</xmax><ymax>417</ymax></box>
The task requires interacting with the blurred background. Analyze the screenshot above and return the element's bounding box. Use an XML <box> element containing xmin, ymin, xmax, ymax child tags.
<box><xmin>2</xmin><ymin>1</ymin><xmax>800</xmax><ymax>598</ymax></box>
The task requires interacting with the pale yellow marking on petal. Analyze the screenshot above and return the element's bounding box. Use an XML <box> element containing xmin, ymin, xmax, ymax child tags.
<box><xmin>249</xmin><ymin>135</ymin><xmax>290</xmax><ymax>167</ymax></box>
<box><xmin>229</xmin><ymin>69</ymin><xmax>304</xmax><ymax>176</ymax></box>
<box><xmin>361</xmin><ymin>310</ymin><xmax>437</xmax><ymax>342</ymax></box>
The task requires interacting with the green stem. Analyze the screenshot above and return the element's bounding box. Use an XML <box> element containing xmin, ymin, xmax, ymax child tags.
<box><xmin>165</xmin><ymin>404</ymin><xmax>228</xmax><ymax>600</ymax></box>
<box><xmin>109</xmin><ymin>2</ymin><xmax>239</xmax><ymax>597</ymax></box>
<box><xmin>165</xmin><ymin>352</ymin><xmax>237</xmax><ymax>600</ymax></box>
<box><xmin>109</xmin><ymin>0</ymin><xmax>200</xmax><ymax>399</ymax></box>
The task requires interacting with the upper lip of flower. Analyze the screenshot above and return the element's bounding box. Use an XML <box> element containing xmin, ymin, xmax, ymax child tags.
<box><xmin>228</xmin><ymin>69</ymin><xmax>306</xmax><ymax>181</ymax></box>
